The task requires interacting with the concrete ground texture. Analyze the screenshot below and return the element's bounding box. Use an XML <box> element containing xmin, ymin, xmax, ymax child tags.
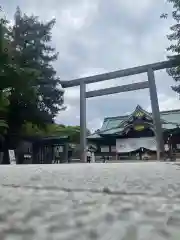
<box><xmin>0</xmin><ymin>162</ymin><xmax>180</xmax><ymax>239</ymax></box>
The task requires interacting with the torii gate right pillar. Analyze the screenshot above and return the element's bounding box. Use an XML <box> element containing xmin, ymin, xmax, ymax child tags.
<box><xmin>147</xmin><ymin>68</ymin><xmax>164</xmax><ymax>160</ymax></box>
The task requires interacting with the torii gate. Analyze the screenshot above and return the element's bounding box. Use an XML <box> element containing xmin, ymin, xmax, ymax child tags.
<box><xmin>61</xmin><ymin>59</ymin><xmax>178</xmax><ymax>161</ymax></box>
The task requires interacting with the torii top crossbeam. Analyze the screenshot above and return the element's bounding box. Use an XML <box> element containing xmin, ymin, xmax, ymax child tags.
<box><xmin>61</xmin><ymin>58</ymin><xmax>178</xmax><ymax>88</ymax></box>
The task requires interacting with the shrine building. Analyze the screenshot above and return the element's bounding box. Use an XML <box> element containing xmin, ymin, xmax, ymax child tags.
<box><xmin>87</xmin><ymin>105</ymin><xmax>180</xmax><ymax>160</ymax></box>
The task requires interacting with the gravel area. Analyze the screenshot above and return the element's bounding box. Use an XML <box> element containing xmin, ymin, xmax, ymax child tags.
<box><xmin>0</xmin><ymin>162</ymin><xmax>180</xmax><ymax>239</ymax></box>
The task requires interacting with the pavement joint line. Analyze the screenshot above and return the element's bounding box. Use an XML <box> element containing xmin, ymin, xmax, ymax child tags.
<box><xmin>1</xmin><ymin>183</ymin><xmax>178</xmax><ymax>199</ymax></box>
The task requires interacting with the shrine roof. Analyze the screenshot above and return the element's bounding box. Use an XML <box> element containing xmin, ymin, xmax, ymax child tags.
<box><xmin>87</xmin><ymin>105</ymin><xmax>180</xmax><ymax>139</ymax></box>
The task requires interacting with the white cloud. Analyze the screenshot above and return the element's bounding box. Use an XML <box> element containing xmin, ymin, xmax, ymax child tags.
<box><xmin>147</xmin><ymin>93</ymin><xmax>180</xmax><ymax>112</ymax></box>
<box><xmin>158</xmin><ymin>93</ymin><xmax>180</xmax><ymax>111</ymax></box>
<box><xmin>88</xmin><ymin>118</ymin><xmax>103</xmax><ymax>132</ymax></box>
<box><xmin>55</xmin><ymin>105</ymin><xmax>80</xmax><ymax>126</ymax></box>
<box><xmin>59</xmin><ymin>0</ymin><xmax>98</xmax><ymax>30</ymax></box>
<box><xmin>116</xmin><ymin>0</ymin><xmax>153</xmax><ymax>19</ymax></box>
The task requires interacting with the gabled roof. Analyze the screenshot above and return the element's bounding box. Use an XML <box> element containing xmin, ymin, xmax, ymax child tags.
<box><xmin>114</xmin><ymin>105</ymin><xmax>153</xmax><ymax>129</ymax></box>
<box><xmin>100</xmin><ymin>105</ymin><xmax>150</xmax><ymax>132</ymax></box>
<box><xmin>87</xmin><ymin>105</ymin><xmax>180</xmax><ymax>139</ymax></box>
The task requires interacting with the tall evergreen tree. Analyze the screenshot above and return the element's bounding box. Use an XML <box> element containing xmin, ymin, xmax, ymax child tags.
<box><xmin>0</xmin><ymin>7</ymin><xmax>10</xmax><ymax>140</ymax></box>
<box><xmin>161</xmin><ymin>0</ymin><xmax>180</xmax><ymax>93</ymax></box>
<box><xmin>7</xmin><ymin>7</ymin><xmax>64</xmax><ymax>140</ymax></box>
<box><xmin>0</xmin><ymin>7</ymin><xmax>65</xmax><ymax>163</ymax></box>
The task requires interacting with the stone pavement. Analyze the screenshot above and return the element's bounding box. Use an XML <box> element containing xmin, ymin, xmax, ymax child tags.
<box><xmin>0</xmin><ymin>162</ymin><xmax>180</xmax><ymax>239</ymax></box>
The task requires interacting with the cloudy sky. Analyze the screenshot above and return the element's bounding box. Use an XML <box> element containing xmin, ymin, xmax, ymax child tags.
<box><xmin>1</xmin><ymin>0</ymin><xmax>180</xmax><ymax>131</ymax></box>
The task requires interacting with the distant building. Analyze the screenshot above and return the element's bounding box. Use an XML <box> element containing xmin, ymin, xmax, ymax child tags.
<box><xmin>16</xmin><ymin>136</ymin><xmax>70</xmax><ymax>164</ymax></box>
<box><xmin>87</xmin><ymin>105</ymin><xmax>180</xmax><ymax>160</ymax></box>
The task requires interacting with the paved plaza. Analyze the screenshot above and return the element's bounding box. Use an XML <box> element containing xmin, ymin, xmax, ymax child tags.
<box><xmin>0</xmin><ymin>162</ymin><xmax>180</xmax><ymax>239</ymax></box>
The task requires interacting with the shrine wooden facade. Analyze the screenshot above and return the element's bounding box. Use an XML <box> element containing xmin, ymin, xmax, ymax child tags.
<box><xmin>87</xmin><ymin>105</ymin><xmax>180</xmax><ymax>160</ymax></box>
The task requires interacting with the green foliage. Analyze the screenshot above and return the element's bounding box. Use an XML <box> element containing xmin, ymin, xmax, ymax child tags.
<box><xmin>0</xmin><ymin>9</ymin><xmax>9</xmax><ymax>136</ymax></box>
<box><xmin>0</xmin><ymin>6</ymin><xmax>65</xmax><ymax>145</ymax></box>
<box><xmin>0</xmin><ymin>92</ymin><xmax>9</xmax><ymax>135</ymax></box>
<box><xmin>21</xmin><ymin>122</ymin><xmax>91</xmax><ymax>143</ymax></box>
<box><xmin>7</xmin><ymin>8</ymin><xmax>64</xmax><ymax>131</ymax></box>
<box><xmin>162</xmin><ymin>0</ymin><xmax>180</xmax><ymax>93</ymax></box>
